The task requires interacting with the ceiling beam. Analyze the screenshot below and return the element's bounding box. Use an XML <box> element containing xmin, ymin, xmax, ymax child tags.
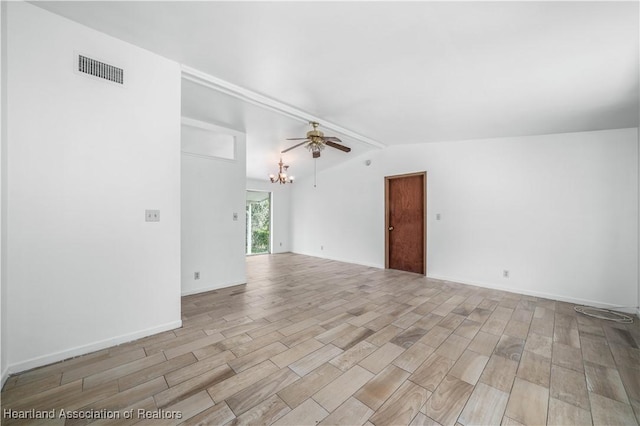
<box><xmin>181</xmin><ymin>65</ymin><xmax>386</xmax><ymax>149</ymax></box>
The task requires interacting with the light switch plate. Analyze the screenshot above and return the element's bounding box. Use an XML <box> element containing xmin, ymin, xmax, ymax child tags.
<box><xmin>145</xmin><ymin>210</ymin><xmax>160</xmax><ymax>222</ymax></box>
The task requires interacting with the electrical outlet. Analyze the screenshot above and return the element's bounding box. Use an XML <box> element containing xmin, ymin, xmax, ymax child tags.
<box><xmin>503</xmin><ymin>270</ymin><xmax>509</xmax><ymax>278</ymax></box>
<box><xmin>194</xmin><ymin>272</ymin><xmax>200</xmax><ymax>280</ymax></box>
<box><xmin>233</xmin><ymin>212</ymin><xmax>238</xmax><ymax>221</ymax></box>
<box><xmin>436</xmin><ymin>213</ymin><xmax>441</xmax><ymax>220</ymax></box>
<box><xmin>145</xmin><ymin>210</ymin><xmax>160</xmax><ymax>222</ymax></box>
<box><xmin>321</xmin><ymin>245</ymin><xmax>324</xmax><ymax>250</ymax></box>
<box><xmin>279</xmin><ymin>242</ymin><xmax>282</xmax><ymax>247</ymax></box>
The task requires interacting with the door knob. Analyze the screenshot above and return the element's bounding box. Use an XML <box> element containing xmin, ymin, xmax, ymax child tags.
<box><xmin>388</xmin><ymin>226</ymin><xmax>394</xmax><ymax>231</ymax></box>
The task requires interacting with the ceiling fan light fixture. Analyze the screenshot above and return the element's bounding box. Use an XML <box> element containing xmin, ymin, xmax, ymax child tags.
<box><xmin>306</xmin><ymin>141</ymin><xmax>324</xmax><ymax>153</ymax></box>
<box><xmin>282</xmin><ymin>122</ymin><xmax>350</xmax><ymax>159</ymax></box>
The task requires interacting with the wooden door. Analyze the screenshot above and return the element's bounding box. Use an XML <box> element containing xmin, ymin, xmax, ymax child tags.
<box><xmin>385</xmin><ymin>172</ymin><xmax>426</xmax><ymax>274</ymax></box>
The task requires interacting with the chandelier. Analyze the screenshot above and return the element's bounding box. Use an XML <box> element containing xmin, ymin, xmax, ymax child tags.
<box><xmin>269</xmin><ymin>158</ymin><xmax>294</xmax><ymax>184</ymax></box>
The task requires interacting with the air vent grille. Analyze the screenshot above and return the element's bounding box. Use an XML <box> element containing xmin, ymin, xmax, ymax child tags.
<box><xmin>78</xmin><ymin>55</ymin><xmax>123</xmax><ymax>84</ymax></box>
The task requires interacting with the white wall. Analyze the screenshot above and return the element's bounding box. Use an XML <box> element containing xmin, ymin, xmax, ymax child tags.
<box><xmin>292</xmin><ymin>128</ymin><xmax>639</xmax><ymax>310</ymax></box>
<box><xmin>1</xmin><ymin>0</ymin><xmax>7</xmax><ymax>386</ymax></box>
<box><xmin>5</xmin><ymin>3</ymin><xmax>182</xmax><ymax>373</ymax></box>
<box><xmin>247</xmin><ymin>178</ymin><xmax>292</xmax><ymax>254</ymax></box>
<box><xmin>181</xmin><ymin>123</ymin><xmax>247</xmax><ymax>296</ymax></box>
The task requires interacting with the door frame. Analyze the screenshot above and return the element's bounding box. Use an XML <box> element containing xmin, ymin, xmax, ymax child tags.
<box><xmin>384</xmin><ymin>171</ymin><xmax>427</xmax><ymax>275</ymax></box>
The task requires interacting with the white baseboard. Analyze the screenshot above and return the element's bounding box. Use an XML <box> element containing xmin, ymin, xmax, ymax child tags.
<box><xmin>7</xmin><ymin>320</ymin><xmax>182</xmax><ymax>375</ymax></box>
<box><xmin>291</xmin><ymin>251</ymin><xmax>384</xmax><ymax>270</ymax></box>
<box><xmin>270</xmin><ymin>248</ymin><xmax>291</xmax><ymax>254</ymax></box>
<box><xmin>181</xmin><ymin>280</ymin><xmax>246</xmax><ymax>296</ymax></box>
<box><xmin>428</xmin><ymin>274</ymin><xmax>639</xmax><ymax>314</ymax></box>
<box><xmin>287</xmin><ymin>253</ymin><xmax>638</xmax><ymax>314</ymax></box>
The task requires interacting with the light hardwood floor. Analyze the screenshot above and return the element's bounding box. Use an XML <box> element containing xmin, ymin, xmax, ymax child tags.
<box><xmin>2</xmin><ymin>253</ymin><xmax>640</xmax><ymax>425</ymax></box>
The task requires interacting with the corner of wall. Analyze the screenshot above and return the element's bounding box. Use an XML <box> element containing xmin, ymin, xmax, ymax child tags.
<box><xmin>1</xmin><ymin>369</ymin><xmax>8</xmax><ymax>389</ymax></box>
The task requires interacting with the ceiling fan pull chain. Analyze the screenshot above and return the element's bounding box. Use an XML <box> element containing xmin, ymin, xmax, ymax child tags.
<box><xmin>314</xmin><ymin>158</ymin><xmax>317</xmax><ymax>188</ymax></box>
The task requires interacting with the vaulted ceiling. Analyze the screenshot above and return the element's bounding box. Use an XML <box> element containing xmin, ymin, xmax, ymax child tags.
<box><xmin>34</xmin><ymin>1</ymin><xmax>639</xmax><ymax>180</ymax></box>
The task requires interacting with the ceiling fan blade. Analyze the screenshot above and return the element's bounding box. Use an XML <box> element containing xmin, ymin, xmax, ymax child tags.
<box><xmin>312</xmin><ymin>151</ymin><xmax>321</xmax><ymax>159</ymax></box>
<box><xmin>323</xmin><ymin>136</ymin><xmax>343</xmax><ymax>143</ymax></box>
<box><xmin>325</xmin><ymin>141</ymin><xmax>351</xmax><ymax>153</ymax></box>
<box><xmin>286</xmin><ymin>138</ymin><xmax>309</xmax><ymax>140</ymax></box>
<box><xmin>281</xmin><ymin>141</ymin><xmax>309</xmax><ymax>153</ymax></box>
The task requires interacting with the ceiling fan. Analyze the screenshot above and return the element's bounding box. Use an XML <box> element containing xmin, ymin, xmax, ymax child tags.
<box><xmin>282</xmin><ymin>122</ymin><xmax>351</xmax><ymax>158</ymax></box>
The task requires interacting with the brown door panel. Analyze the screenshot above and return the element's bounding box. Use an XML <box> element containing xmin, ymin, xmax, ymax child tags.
<box><xmin>386</xmin><ymin>173</ymin><xmax>426</xmax><ymax>274</ymax></box>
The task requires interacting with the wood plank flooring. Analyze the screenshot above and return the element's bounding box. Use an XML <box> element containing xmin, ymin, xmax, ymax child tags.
<box><xmin>2</xmin><ymin>253</ymin><xmax>640</xmax><ymax>425</ymax></box>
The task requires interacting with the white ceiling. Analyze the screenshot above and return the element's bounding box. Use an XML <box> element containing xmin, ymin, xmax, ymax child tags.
<box><xmin>34</xmin><ymin>1</ymin><xmax>639</xmax><ymax>180</ymax></box>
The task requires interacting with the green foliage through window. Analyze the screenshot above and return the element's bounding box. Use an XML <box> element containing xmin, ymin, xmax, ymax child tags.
<box><xmin>247</xmin><ymin>197</ymin><xmax>270</xmax><ymax>254</ymax></box>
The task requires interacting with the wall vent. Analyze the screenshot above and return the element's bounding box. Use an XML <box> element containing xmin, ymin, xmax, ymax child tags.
<box><xmin>77</xmin><ymin>54</ymin><xmax>123</xmax><ymax>85</ymax></box>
